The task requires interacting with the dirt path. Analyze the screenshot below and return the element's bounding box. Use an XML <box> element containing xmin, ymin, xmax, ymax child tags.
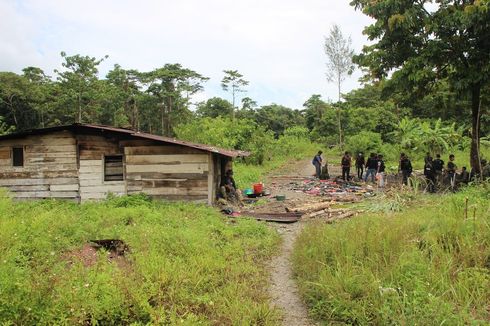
<box><xmin>266</xmin><ymin>159</ymin><xmax>322</xmax><ymax>326</ymax></box>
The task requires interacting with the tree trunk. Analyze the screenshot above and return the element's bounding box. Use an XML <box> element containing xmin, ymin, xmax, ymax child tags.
<box><xmin>337</xmin><ymin>72</ymin><xmax>343</xmax><ymax>148</ymax></box>
<box><xmin>232</xmin><ymin>86</ymin><xmax>236</xmax><ymax>121</ymax></box>
<box><xmin>78</xmin><ymin>93</ymin><xmax>82</xmax><ymax>123</ymax></box>
<box><xmin>470</xmin><ymin>82</ymin><xmax>482</xmax><ymax>175</ymax></box>
<box><xmin>337</xmin><ymin>108</ymin><xmax>343</xmax><ymax>149</ymax></box>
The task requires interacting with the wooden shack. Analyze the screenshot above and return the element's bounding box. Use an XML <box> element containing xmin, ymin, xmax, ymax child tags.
<box><xmin>0</xmin><ymin>124</ymin><xmax>249</xmax><ymax>204</ymax></box>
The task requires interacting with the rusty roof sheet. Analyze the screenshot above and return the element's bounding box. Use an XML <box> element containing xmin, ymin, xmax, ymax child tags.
<box><xmin>0</xmin><ymin>123</ymin><xmax>250</xmax><ymax>158</ymax></box>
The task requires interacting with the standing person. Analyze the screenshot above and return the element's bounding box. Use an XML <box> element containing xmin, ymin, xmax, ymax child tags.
<box><xmin>424</xmin><ymin>152</ymin><xmax>431</xmax><ymax>164</ymax></box>
<box><xmin>459</xmin><ymin>166</ymin><xmax>470</xmax><ymax>184</ymax></box>
<box><xmin>355</xmin><ymin>152</ymin><xmax>365</xmax><ymax>180</ymax></box>
<box><xmin>399</xmin><ymin>153</ymin><xmax>413</xmax><ymax>185</ymax></box>
<box><xmin>376</xmin><ymin>154</ymin><xmax>386</xmax><ymax>188</ymax></box>
<box><xmin>433</xmin><ymin>154</ymin><xmax>444</xmax><ymax>187</ymax></box>
<box><xmin>312</xmin><ymin>151</ymin><xmax>323</xmax><ymax>179</ymax></box>
<box><xmin>364</xmin><ymin>153</ymin><xmax>377</xmax><ymax>183</ymax></box>
<box><xmin>424</xmin><ymin>156</ymin><xmax>436</xmax><ymax>193</ymax></box>
<box><xmin>341</xmin><ymin>151</ymin><xmax>352</xmax><ymax>181</ymax></box>
<box><xmin>447</xmin><ymin>154</ymin><xmax>457</xmax><ymax>190</ymax></box>
<box><xmin>482</xmin><ymin>159</ymin><xmax>490</xmax><ymax>180</ymax></box>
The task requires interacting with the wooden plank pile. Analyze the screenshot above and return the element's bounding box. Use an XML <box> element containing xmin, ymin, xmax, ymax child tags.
<box><xmin>286</xmin><ymin>199</ymin><xmax>361</xmax><ymax>223</ymax></box>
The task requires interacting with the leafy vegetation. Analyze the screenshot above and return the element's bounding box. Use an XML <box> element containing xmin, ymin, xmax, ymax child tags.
<box><xmin>292</xmin><ymin>184</ymin><xmax>490</xmax><ymax>324</ymax></box>
<box><xmin>0</xmin><ymin>192</ymin><xmax>280</xmax><ymax>325</ymax></box>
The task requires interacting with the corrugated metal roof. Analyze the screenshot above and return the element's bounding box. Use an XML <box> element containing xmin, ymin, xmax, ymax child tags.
<box><xmin>0</xmin><ymin>123</ymin><xmax>250</xmax><ymax>158</ymax></box>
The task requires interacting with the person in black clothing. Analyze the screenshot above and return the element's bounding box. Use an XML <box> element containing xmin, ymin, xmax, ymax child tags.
<box><xmin>355</xmin><ymin>152</ymin><xmax>365</xmax><ymax>179</ymax></box>
<box><xmin>364</xmin><ymin>153</ymin><xmax>377</xmax><ymax>183</ymax></box>
<box><xmin>433</xmin><ymin>154</ymin><xmax>444</xmax><ymax>187</ymax></box>
<box><xmin>424</xmin><ymin>152</ymin><xmax>431</xmax><ymax>164</ymax></box>
<box><xmin>424</xmin><ymin>156</ymin><xmax>436</xmax><ymax>193</ymax></box>
<box><xmin>399</xmin><ymin>153</ymin><xmax>413</xmax><ymax>185</ymax></box>
<box><xmin>220</xmin><ymin>169</ymin><xmax>241</xmax><ymax>204</ymax></box>
<box><xmin>447</xmin><ymin>154</ymin><xmax>457</xmax><ymax>190</ymax></box>
<box><xmin>341</xmin><ymin>151</ymin><xmax>352</xmax><ymax>181</ymax></box>
<box><xmin>376</xmin><ymin>154</ymin><xmax>386</xmax><ymax>188</ymax></box>
<box><xmin>459</xmin><ymin>166</ymin><xmax>469</xmax><ymax>184</ymax></box>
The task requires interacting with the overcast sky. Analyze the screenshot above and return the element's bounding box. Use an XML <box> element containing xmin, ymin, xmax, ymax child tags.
<box><xmin>0</xmin><ymin>0</ymin><xmax>373</xmax><ymax>109</ymax></box>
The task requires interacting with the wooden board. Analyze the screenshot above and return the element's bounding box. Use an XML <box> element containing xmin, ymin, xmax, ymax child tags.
<box><xmin>124</xmin><ymin>145</ymin><xmax>205</xmax><ymax>155</ymax></box>
<box><xmin>126</xmin><ymin>163</ymin><xmax>208</xmax><ymax>174</ymax></box>
<box><xmin>125</xmin><ymin>154</ymin><xmax>208</xmax><ymax>165</ymax></box>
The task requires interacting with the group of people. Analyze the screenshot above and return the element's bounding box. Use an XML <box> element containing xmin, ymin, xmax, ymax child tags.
<box><xmin>313</xmin><ymin>150</ymin><xmax>490</xmax><ymax>191</ymax></box>
<box><xmin>339</xmin><ymin>152</ymin><xmax>387</xmax><ymax>187</ymax></box>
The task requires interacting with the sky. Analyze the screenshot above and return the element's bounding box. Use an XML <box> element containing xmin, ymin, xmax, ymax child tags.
<box><xmin>0</xmin><ymin>0</ymin><xmax>373</xmax><ymax>109</ymax></box>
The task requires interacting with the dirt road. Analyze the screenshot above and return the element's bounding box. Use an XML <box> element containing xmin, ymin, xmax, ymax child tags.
<box><xmin>266</xmin><ymin>159</ymin><xmax>323</xmax><ymax>326</ymax></box>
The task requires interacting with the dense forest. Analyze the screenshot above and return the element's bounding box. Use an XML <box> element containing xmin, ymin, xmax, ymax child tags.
<box><xmin>1</xmin><ymin>51</ymin><xmax>488</xmax><ymax>167</ymax></box>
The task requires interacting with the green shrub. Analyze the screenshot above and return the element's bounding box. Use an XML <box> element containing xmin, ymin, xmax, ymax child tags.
<box><xmin>346</xmin><ymin>131</ymin><xmax>382</xmax><ymax>155</ymax></box>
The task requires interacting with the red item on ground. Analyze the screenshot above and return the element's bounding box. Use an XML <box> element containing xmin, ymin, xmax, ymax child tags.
<box><xmin>253</xmin><ymin>183</ymin><xmax>263</xmax><ymax>195</ymax></box>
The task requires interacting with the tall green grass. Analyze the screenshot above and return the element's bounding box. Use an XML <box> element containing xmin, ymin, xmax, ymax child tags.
<box><xmin>292</xmin><ymin>184</ymin><xmax>490</xmax><ymax>324</ymax></box>
<box><xmin>0</xmin><ymin>192</ymin><xmax>280</xmax><ymax>325</ymax></box>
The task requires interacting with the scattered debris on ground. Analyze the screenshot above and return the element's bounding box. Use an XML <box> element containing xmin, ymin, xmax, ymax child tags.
<box><xmin>286</xmin><ymin>177</ymin><xmax>374</xmax><ymax>199</ymax></box>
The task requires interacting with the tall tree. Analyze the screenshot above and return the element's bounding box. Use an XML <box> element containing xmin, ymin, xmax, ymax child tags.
<box><xmin>324</xmin><ymin>24</ymin><xmax>354</xmax><ymax>147</ymax></box>
<box><xmin>221</xmin><ymin>70</ymin><xmax>249</xmax><ymax>120</ymax></box>
<box><xmin>350</xmin><ymin>0</ymin><xmax>490</xmax><ymax>174</ymax></box>
<box><xmin>142</xmin><ymin>64</ymin><xmax>208</xmax><ymax>136</ymax></box>
<box><xmin>55</xmin><ymin>52</ymin><xmax>108</xmax><ymax>123</ymax></box>
<box><xmin>324</xmin><ymin>24</ymin><xmax>355</xmax><ymax>102</ymax></box>
<box><xmin>106</xmin><ymin>65</ymin><xmax>141</xmax><ymax>129</ymax></box>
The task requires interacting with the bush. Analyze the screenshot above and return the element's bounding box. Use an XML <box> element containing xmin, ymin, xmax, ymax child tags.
<box><xmin>346</xmin><ymin>131</ymin><xmax>382</xmax><ymax>155</ymax></box>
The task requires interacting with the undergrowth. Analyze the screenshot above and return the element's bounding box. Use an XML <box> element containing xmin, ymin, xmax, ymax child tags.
<box><xmin>0</xmin><ymin>192</ymin><xmax>280</xmax><ymax>325</ymax></box>
<box><xmin>292</xmin><ymin>184</ymin><xmax>490</xmax><ymax>324</ymax></box>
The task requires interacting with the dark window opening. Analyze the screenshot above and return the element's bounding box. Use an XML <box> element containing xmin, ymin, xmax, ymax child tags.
<box><xmin>104</xmin><ymin>155</ymin><xmax>124</xmax><ymax>181</ymax></box>
<box><xmin>12</xmin><ymin>147</ymin><xmax>24</xmax><ymax>167</ymax></box>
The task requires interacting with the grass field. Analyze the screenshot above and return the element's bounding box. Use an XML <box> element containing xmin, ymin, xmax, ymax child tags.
<box><xmin>0</xmin><ymin>193</ymin><xmax>280</xmax><ymax>325</ymax></box>
<box><xmin>292</xmin><ymin>184</ymin><xmax>490</xmax><ymax>325</ymax></box>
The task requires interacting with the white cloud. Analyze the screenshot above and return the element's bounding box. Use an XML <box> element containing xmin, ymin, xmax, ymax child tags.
<box><xmin>0</xmin><ymin>0</ymin><xmax>373</xmax><ymax>108</ymax></box>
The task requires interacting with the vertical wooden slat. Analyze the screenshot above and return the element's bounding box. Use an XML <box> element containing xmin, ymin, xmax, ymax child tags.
<box><xmin>208</xmin><ymin>153</ymin><xmax>213</xmax><ymax>205</ymax></box>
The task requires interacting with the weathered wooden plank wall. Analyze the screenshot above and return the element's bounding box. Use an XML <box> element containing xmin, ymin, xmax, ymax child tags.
<box><xmin>77</xmin><ymin>134</ymin><xmax>125</xmax><ymax>201</ymax></box>
<box><xmin>0</xmin><ymin>130</ymin><xmax>224</xmax><ymax>204</ymax></box>
<box><xmin>0</xmin><ymin>131</ymin><xmax>79</xmax><ymax>200</ymax></box>
<box><xmin>125</xmin><ymin>145</ymin><xmax>210</xmax><ymax>203</ymax></box>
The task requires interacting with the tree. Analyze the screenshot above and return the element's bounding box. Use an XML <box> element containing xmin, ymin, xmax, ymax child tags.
<box><xmin>350</xmin><ymin>0</ymin><xmax>490</xmax><ymax>174</ymax></box>
<box><xmin>255</xmin><ymin>104</ymin><xmax>305</xmax><ymax>138</ymax></box>
<box><xmin>55</xmin><ymin>52</ymin><xmax>108</xmax><ymax>123</ymax></box>
<box><xmin>142</xmin><ymin>64</ymin><xmax>208</xmax><ymax>136</ymax></box>
<box><xmin>221</xmin><ymin>70</ymin><xmax>249</xmax><ymax>120</ymax></box>
<box><xmin>196</xmin><ymin>97</ymin><xmax>233</xmax><ymax>118</ymax></box>
<box><xmin>324</xmin><ymin>24</ymin><xmax>355</xmax><ymax>102</ymax></box>
<box><xmin>106</xmin><ymin>65</ymin><xmax>142</xmax><ymax>129</ymax></box>
<box><xmin>324</xmin><ymin>24</ymin><xmax>355</xmax><ymax>147</ymax></box>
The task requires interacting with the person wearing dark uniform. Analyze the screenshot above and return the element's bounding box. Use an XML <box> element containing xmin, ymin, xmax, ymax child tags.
<box><xmin>364</xmin><ymin>153</ymin><xmax>377</xmax><ymax>183</ymax></box>
<box><xmin>433</xmin><ymin>154</ymin><xmax>444</xmax><ymax>188</ymax></box>
<box><xmin>220</xmin><ymin>170</ymin><xmax>241</xmax><ymax>204</ymax></box>
<box><xmin>447</xmin><ymin>154</ymin><xmax>457</xmax><ymax>190</ymax></box>
<box><xmin>341</xmin><ymin>151</ymin><xmax>352</xmax><ymax>181</ymax></box>
<box><xmin>399</xmin><ymin>153</ymin><xmax>413</xmax><ymax>185</ymax></box>
<box><xmin>376</xmin><ymin>154</ymin><xmax>386</xmax><ymax>188</ymax></box>
<box><xmin>424</xmin><ymin>156</ymin><xmax>436</xmax><ymax>193</ymax></box>
<box><xmin>355</xmin><ymin>152</ymin><xmax>365</xmax><ymax>180</ymax></box>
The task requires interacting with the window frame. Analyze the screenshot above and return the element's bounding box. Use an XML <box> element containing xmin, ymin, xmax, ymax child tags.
<box><xmin>12</xmin><ymin>146</ymin><xmax>25</xmax><ymax>167</ymax></box>
<box><xmin>103</xmin><ymin>154</ymin><xmax>124</xmax><ymax>182</ymax></box>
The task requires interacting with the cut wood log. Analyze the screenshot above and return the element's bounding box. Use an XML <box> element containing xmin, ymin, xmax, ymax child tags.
<box><xmin>288</xmin><ymin>201</ymin><xmax>333</xmax><ymax>213</ymax></box>
<box><xmin>325</xmin><ymin>211</ymin><xmax>357</xmax><ymax>223</ymax></box>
